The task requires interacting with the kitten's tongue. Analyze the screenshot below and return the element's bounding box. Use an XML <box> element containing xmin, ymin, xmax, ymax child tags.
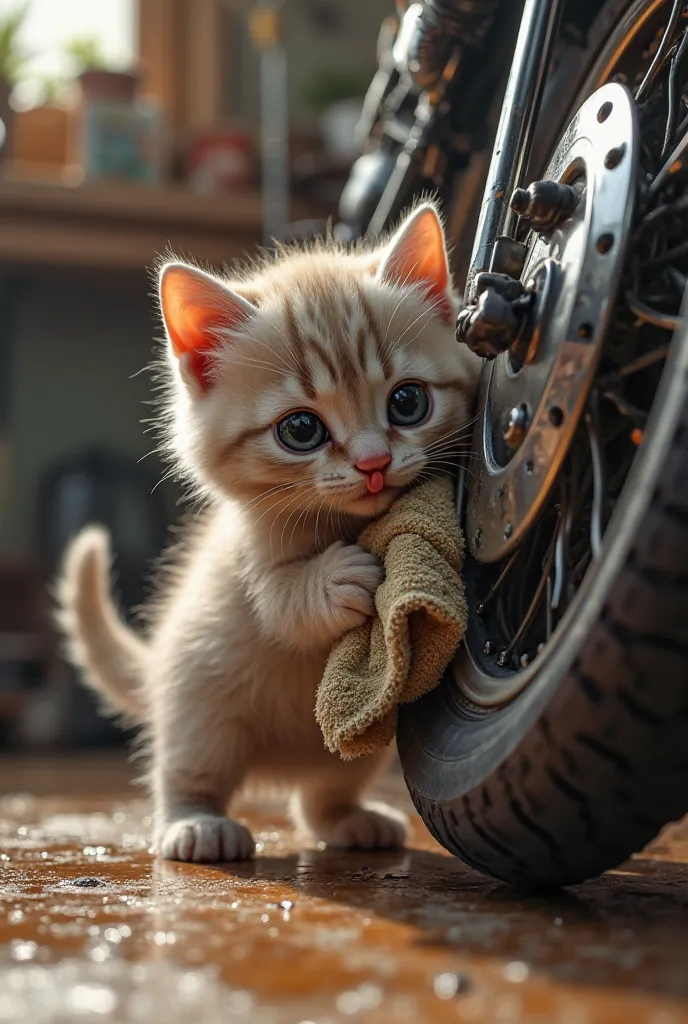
<box><xmin>366</xmin><ymin>470</ymin><xmax>385</xmax><ymax>494</ymax></box>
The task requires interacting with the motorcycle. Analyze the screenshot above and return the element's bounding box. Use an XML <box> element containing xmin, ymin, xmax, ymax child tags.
<box><xmin>338</xmin><ymin>0</ymin><xmax>688</xmax><ymax>887</ymax></box>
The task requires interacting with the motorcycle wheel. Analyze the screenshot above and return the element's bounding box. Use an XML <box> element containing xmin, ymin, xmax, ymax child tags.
<box><xmin>399</xmin><ymin>0</ymin><xmax>688</xmax><ymax>887</ymax></box>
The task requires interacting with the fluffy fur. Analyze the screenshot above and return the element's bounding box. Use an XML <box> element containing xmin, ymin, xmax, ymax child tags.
<box><xmin>56</xmin><ymin>203</ymin><xmax>481</xmax><ymax>862</ymax></box>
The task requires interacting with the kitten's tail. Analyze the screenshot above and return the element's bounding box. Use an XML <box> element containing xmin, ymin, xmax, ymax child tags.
<box><xmin>55</xmin><ymin>526</ymin><xmax>147</xmax><ymax>719</ymax></box>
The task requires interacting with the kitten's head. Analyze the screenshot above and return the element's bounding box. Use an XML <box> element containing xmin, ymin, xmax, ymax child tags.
<box><xmin>157</xmin><ymin>202</ymin><xmax>480</xmax><ymax>525</ymax></box>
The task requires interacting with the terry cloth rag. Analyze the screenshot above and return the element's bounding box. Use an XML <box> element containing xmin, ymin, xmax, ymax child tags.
<box><xmin>316</xmin><ymin>476</ymin><xmax>467</xmax><ymax>759</ymax></box>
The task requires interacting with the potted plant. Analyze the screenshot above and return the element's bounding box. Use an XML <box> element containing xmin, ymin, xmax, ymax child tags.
<box><xmin>0</xmin><ymin>2</ymin><xmax>32</xmax><ymax>165</ymax></box>
<box><xmin>12</xmin><ymin>76</ymin><xmax>72</xmax><ymax>172</ymax></box>
<box><xmin>65</xmin><ymin>35</ymin><xmax>137</xmax><ymax>105</ymax></box>
<box><xmin>65</xmin><ymin>35</ymin><xmax>164</xmax><ymax>185</ymax></box>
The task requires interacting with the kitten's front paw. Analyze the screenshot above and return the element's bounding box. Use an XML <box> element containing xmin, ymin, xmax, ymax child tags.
<box><xmin>159</xmin><ymin>813</ymin><xmax>255</xmax><ymax>862</ymax></box>
<box><xmin>321</xmin><ymin>542</ymin><xmax>384</xmax><ymax>634</ymax></box>
<box><xmin>319</xmin><ymin>802</ymin><xmax>408</xmax><ymax>850</ymax></box>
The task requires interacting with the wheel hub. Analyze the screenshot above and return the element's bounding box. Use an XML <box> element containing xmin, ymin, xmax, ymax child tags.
<box><xmin>461</xmin><ymin>83</ymin><xmax>639</xmax><ymax>563</ymax></box>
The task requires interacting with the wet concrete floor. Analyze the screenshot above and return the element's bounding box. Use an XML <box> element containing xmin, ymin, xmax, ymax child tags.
<box><xmin>1</xmin><ymin>755</ymin><xmax>687</xmax><ymax>1023</ymax></box>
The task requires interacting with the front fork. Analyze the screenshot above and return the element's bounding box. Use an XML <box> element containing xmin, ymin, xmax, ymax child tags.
<box><xmin>458</xmin><ymin>0</ymin><xmax>566</xmax><ymax>357</ymax></box>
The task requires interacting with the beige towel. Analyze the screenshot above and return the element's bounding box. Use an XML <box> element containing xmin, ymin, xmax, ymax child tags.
<box><xmin>316</xmin><ymin>476</ymin><xmax>468</xmax><ymax>759</ymax></box>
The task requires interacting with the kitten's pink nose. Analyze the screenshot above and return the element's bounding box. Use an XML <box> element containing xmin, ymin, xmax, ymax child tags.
<box><xmin>355</xmin><ymin>454</ymin><xmax>391</xmax><ymax>473</ymax></box>
<box><xmin>355</xmin><ymin>454</ymin><xmax>391</xmax><ymax>495</ymax></box>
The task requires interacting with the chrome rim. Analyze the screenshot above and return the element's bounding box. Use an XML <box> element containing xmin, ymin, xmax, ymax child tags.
<box><xmin>455</xmin><ymin>0</ymin><xmax>687</xmax><ymax>707</ymax></box>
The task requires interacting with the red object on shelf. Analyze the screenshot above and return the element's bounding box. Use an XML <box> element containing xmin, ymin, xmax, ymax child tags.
<box><xmin>187</xmin><ymin>129</ymin><xmax>253</xmax><ymax>194</ymax></box>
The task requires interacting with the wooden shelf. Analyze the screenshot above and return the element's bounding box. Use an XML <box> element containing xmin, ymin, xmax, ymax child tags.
<box><xmin>0</xmin><ymin>176</ymin><xmax>269</xmax><ymax>273</ymax></box>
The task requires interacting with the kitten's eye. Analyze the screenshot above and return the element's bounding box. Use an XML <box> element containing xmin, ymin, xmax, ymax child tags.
<box><xmin>388</xmin><ymin>382</ymin><xmax>430</xmax><ymax>427</ymax></box>
<box><xmin>277</xmin><ymin>411</ymin><xmax>329</xmax><ymax>452</ymax></box>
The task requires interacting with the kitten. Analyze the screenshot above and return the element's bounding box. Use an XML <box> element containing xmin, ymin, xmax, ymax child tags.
<box><xmin>57</xmin><ymin>202</ymin><xmax>481</xmax><ymax>863</ymax></box>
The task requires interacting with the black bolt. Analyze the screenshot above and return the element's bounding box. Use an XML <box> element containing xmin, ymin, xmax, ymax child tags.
<box><xmin>69</xmin><ymin>877</ymin><xmax>105</xmax><ymax>888</ymax></box>
<box><xmin>456</xmin><ymin>287</ymin><xmax>521</xmax><ymax>359</ymax></box>
<box><xmin>483</xmin><ymin>640</ymin><xmax>494</xmax><ymax>656</ymax></box>
<box><xmin>475</xmin><ymin>272</ymin><xmax>525</xmax><ymax>304</ymax></box>
<box><xmin>504</xmin><ymin>523</ymin><xmax>513</xmax><ymax>538</ymax></box>
<box><xmin>510</xmin><ymin>180</ymin><xmax>579</xmax><ymax>232</ymax></box>
<box><xmin>497</xmin><ymin>651</ymin><xmax>513</xmax><ymax>668</ymax></box>
<box><xmin>520</xmin><ymin>653</ymin><xmax>530</xmax><ymax>668</ymax></box>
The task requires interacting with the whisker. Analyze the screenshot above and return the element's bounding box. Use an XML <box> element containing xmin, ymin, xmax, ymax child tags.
<box><xmin>426</xmin><ymin>459</ymin><xmax>476</xmax><ymax>479</ymax></box>
<box><xmin>267</xmin><ymin>487</ymin><xmax>312</xmax><ymax>556</ymax></box>
<box><xmin>289</xmin><ymin>493</ymin><xmax>318</xmax><ymax>551</ymax></box>
<box><xmin>226</xmin><ymin>358</ymin><xmax>293</xmax><ymax>379</ymax></box>
<box><xmin>238</xmin><ymin>481</ymin><xmax>301</xmax><ymax>517</ymax></box>
<box><xmin>383</xmin><ymin>290</ymin><xmax>412</xmax><ymax>347</ymax></box>
<box><xmin>388</xmin><ymin>306</ymin><xmax>434</xmax><ymax>357</ymax></box>
<box><xmin>425</xmin><ymin>445</ymin><xmax>481</xmax><ymax>460</ymax></box>
<box><xmin>235</xmin><ymin>331</ymin><xmax>298</xmax><ymax>375</ymax></box>
<box><xmin>314</xmin><ymin>494</ymin><xmax>326</xmax><ymax>548</ymax></box>
<box><xmin>150</xmin><ymin>467</ymin><xmax>177</xmax><ymax>494</ymax></box>
<box><xmin>250</xmin><ymin>485</ymin><xmax>307</xmax><ymax>539</ymax></box>
<box><xmin>279</xmin><ymin>487</ymin><xmax>318</xmax><ymax>559</ymax></box>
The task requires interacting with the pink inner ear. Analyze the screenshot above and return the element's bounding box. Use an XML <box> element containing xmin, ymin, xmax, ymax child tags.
<box><xmin>381</xmin><ymin>208</ymin><xmax>453</xmax><ymax>324</ymax></box>
<box><xmin>161</xmin><ymin>266</ymin><xmax>248</xmax><ymax>357</ymax></box>
<box><xmin>160</xmin><ymin>265</ymin><xmax>253</xmax><ymax>390</ymax></box>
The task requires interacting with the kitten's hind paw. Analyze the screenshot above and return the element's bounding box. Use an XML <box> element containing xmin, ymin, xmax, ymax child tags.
<box><xmin>319</xmin><ymin>802</ymin><xmax>408</xmax><ymax>850</ymax></box>
<box><xmin>159</xmin><ymin>813</ymin><xmax>255</xmax><ymax>862</ymax></box>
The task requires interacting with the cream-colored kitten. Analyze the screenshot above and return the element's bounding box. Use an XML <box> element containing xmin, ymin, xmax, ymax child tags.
<box><xmin>57</xmin><ymin>202</ymin><xmax>480</xmax><ymax>863</ymax></box>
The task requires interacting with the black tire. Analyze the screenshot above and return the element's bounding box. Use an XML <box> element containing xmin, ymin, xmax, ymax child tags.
<box><xmin>398</xmin><ymin>0</ymin><xmax>688</xmax><ymax>887</ymax></box>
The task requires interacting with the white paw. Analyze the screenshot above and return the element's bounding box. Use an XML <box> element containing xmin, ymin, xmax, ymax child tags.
<box><xmin>321</xmin><ymin>542</ymin><xmax>384</xmax><ymax>634</ymax></box>
<box><xmin>159</xmin><ymin>814</ymin><xmax>255</xmax><ymax>863</ymax></box>
<box><xmin>320</xmin><ymin>802</ymin><xmax>409</xmax><ymax>850</ymax></box>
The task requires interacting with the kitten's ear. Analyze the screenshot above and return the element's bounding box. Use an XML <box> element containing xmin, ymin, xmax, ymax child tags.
<box><xmin>376</xmin><ymin>204</ymin><xmax>453</xmax><ymax>323</ymax></box>
<box><xmin>159</xmin><ymin>262</ymin><xmax>256</xmax><ymax>391</ymax></box>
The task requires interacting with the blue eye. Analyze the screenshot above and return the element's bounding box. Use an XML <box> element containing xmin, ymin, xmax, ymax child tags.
<box><xmin>277</xmin><ymin>411</ymin><xmax>329</xmax><ymax>452</ymax></box>
<box><xmin>388</xmin><ymin>382</ymin><xmax>430</xmax><ymax>426</ymax></box>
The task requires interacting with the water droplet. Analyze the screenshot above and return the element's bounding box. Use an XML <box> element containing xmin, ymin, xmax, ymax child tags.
<box><xmin>358</xmin><ymin>982</ymin><xmax>383</xmax><ymax>1009</ymax></box>
<box><xmin>279</xmin><ymin>900</ymin><xmax>293</xmax><ymax>911</ymax></box>
<box><xmin>67</xmin><ymin>983</ymin><xmax>118</xmax><ymax>1015</ymax></box>
<box><xmin>8</xmin><ymin>909</ymin><xmax>25</xmax><ymax>924</ymax></box>
<box><xmin>337</xmin><ymin>990</ymin><xmax>362</xmax><ymax>1015</ymax></box>
<box><xmin>90</xmin><ymin>945</ymin><xmax>110</xmax><ymax>963</ymax></box>
<box><xmin>12</xmin><ymin>940</ymin><xmax>38</xmax><ymax>961</ymax></box>
<box><xmin>436</xmin><ymin>970</ymin><xmax>462</xmax><ymax>995</ymax></box>
<box><xmin>503</xmin><ymin>960</ymin><xmax>530</xmax><ymax>983</ymax></box>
